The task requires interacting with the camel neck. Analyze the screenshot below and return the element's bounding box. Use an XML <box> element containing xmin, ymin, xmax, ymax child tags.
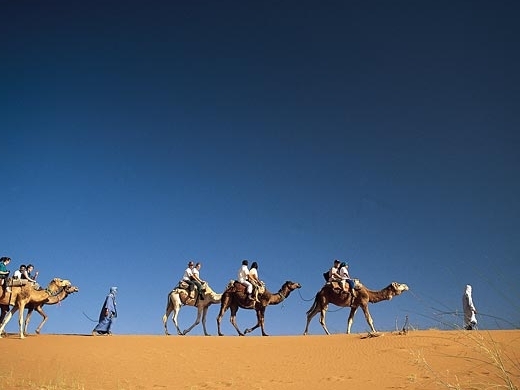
<box><xmin>368</xmin><ymin>288</ymin><xmax>394</xmax><ymax>303</ymax></box>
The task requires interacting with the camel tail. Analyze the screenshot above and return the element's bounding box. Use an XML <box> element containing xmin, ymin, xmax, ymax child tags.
<box><xmin>165</xmin><ymin>291</ymin><xmax>173</xmax><ymax>310</ymax></box>
<box><xmin>306</xmin><ymin>294</ymin><xmax>319</xmax><ymax>316</ymax></box>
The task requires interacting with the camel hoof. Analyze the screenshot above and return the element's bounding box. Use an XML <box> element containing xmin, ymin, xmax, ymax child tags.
<box><xmin>35</xmin><ymin>330</ymin><xmax>40</xmax><ymax>335</ymax></box>
<box><xmin>182</xmin><ymin>330</ymin><xmax>189</xmax><ymax>335</ymax></box>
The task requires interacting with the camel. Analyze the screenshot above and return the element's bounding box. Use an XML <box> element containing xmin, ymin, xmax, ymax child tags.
<box><xmin>0</xmin><ymin>278</ymin><xmax>72</xmax><ymax>339</ymax></box>
<box><xmin>0</xmin><ymin>284</ymin><xmax>79</xmax><ymax>336</ymax></box>
<box><xmin>24</xmin><ymin>284</ymin><xmax>79</xmax><ymax>335</ymax></box>
<box><xmin>162</xmin><ymin>282</ymin><xmax>222</xmax><ymax>336</ymax></box>
<box><xmin>216</xmin><ymin>280</ymin><xmax>302</xmax><ymax>336</ymax></box>
<box><xmin>303</xmin><ymin>281</ymin><xmax>409</xmax><ymax>335</ymax></box>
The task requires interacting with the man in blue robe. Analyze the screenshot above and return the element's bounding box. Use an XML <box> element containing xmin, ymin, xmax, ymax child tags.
<box><xmin>92</xmin><ymin>287</ymin><xmax>118</xmax><ymax>336</ymax></box>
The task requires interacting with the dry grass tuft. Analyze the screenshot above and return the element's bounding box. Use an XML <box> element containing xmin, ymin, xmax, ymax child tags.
<box><xmin>415</xmin><ymin>330</ymin><xmax>519</xmax><ymax>389</ymax></box>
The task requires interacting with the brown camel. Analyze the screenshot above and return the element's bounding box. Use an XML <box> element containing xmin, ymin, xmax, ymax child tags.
<box><xmin>0</xmin><ymin>284</ymin><xmax>79</xmax><ymax>336</ymax></box>
<box><xmin>162</xmin><ymin>282</ymin><xmax>222</xmax><ymax>336</ymax></box>
<box><xmin>24</xmin><ymin>284</ymin><xmax>79</xmax><ymax>335</ymax></box>
<box><xmin>217</xmin><ymin>280</ymin><xmax>301</xmax><ymax>336</ymax></box>
<box><xmin>303</xmin><ymin>281</ymin><xmax>409</xmax><ymax>335</ymax></box>
<box><xmin>0</xmin><ymin>278</ymin><xmax>72</xmax><ymax>339</ymax></box>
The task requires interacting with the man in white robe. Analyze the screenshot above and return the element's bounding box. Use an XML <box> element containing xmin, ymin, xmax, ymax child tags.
<box><xmin>462</xmin><ymin>284</ymin><xmax>477</xmax><ymax>330</ymax></box>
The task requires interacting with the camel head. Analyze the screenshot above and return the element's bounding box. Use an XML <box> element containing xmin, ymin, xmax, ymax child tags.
<box><xmin>65</xmin><ymin>285</ymin><xmax>79</xmax><ymax>295</ymax></box>
<box><xmin>283</xmin><ymin>281</ymin><xmax>302</xmax><ymax>291</ymax></box>
<box><xmin>390</xmin><ymin>282</ymin><xmax>409</xmax><ymax>296</ymax></box>
<box><xmin>48</xmin><ymin>278</ymin><xmax>72</xmax><ymax>292</ymax></box>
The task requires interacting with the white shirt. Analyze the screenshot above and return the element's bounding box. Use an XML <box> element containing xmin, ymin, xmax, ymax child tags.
<box><xmin>192</xmin><ymin>267</ymin><xmax>201</xmax><ymax>281</ymax></box>
<box><xmin>13</xmin><ymin>270</ymin><xmax>22</xmax><ymax>279</ymax></box>
<box><xmin>238</xmin><ymin>265</ymin><xmax>249</xmax><ymax>283</ymax></box>
<box><xmin>249</xmin><ymin>268</ymin><xmax>259</xmax><ymax>281</ymax></box>
<box><xmin>183</xmin><ymin>267</ymin><xmax>193</xmax><ymax>281</ymax></box>
<box><xmin>339</xmin><ymin>266</ymin><xmax>350</xmax><ymax>280</ymax></box>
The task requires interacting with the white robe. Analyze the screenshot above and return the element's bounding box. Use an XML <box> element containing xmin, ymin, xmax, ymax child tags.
<box><xmin>462</xmin><ymin>284</ymin><xmax>477</xmax><ymax>329</ymax></box>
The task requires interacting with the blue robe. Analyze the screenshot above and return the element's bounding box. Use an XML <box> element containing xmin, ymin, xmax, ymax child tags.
<box><xmin>93</xmin><ymin>287</ymin><xmax>117</xmax><ymax>334</ymax></box>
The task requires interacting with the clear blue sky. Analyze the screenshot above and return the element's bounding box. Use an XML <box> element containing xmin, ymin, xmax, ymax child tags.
<box><xmin>1</xmin><ymin>1</ymin><xmax>519</xmax><ymax>336</ymax></box>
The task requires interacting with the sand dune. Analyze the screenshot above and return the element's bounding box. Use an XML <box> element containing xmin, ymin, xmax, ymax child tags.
<box><xmin>1</xmin><ymin>330</ymin><xmax>518</xmax><ymax>389</ymax></box>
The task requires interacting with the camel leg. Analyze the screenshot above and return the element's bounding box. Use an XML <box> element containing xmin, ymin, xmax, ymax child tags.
<box><xmin>201</xmin><ymin>306</ymin><xmax>210</xmax><ymax>336</ymax></box>
<box><xmin>0</xmin><ymin>305</ymin><xmax>8</xmax><ymax>335</ymax></box>
<box><xmin>244</xmin><ymin>307</ymin><xmax>268</xmax><ymax>336</ymax></box>
<box><xmin>318</xmin><ymin>305</ymin><xmax>331</xmax><ymax>335</ymax></box>
<box><xmin>162</xmin><ymin>299</ymin><xmax>174</xmax><ymax>335</ymax></box>
<box><xmin>183</xmin><ymin>305</ymin><xmax>203</xmax><ymax>335</ymax></box>
<box><xmin>0</xmin><ymin>309</ymin><xmax>15</xmax><ymax>337</ymax></box>
<box><xmin>169</xmin><ymin>294</ymin><xmax>184</xmax><ymax>335</ymax></box>
<box><xmin>0</xmin><ymin>305</ymin><xmax>8</xmax><ymax>325</ymax></box>
<box><xmin>346</xmin><ymin>307</ymin><xmax>358</xmax><ymax>334</ymax></box>
<box><xmin>228</xmin><ymin>306</ymin><xmax>244</xmax><ymax>336</ymax></box>
<box><xmin>24</xmin><ymin>308</ymin><xmax>33</xmax><ymax>335</ymax></box>
<box><xmin>33</xmin><ymin>306</ymin><xmax>48</xmax><ymax>335</ymax></box>
<box><xmin>163</xmin><ymin>306</ymin><xmax>172</xmax><ymax>336</ymax></box>
<box><xmin>303</xmin><ymin>303</ymin><xmax>320</xmax><ymax>335</ymax></box>
<box><xmin>244</xmin><ymin>306</ymin><xmax>261</xmax><ymax>335</ymax></box>
<box><xmin>216</xmin><ymin>296</ymin><xmax>231</xmax><ymax>336</ymax></box>
<box><xmin>359</xmin><ymin>305</ymin><xmax>376</xmax><ymax>333</ymax></box>
<box><xmin>171</xmin><ymin>305</ymin><xmax>183</xmax><ymax>335</ymax></box>
<box><xmin>17</xmin><ymin>303</ymin><xmax>26</xmax><ymax>339</ymax></box>
<box><xmin>0</xmin><ymin>306</ymin><xmax>23</xmax><ymax>339</ymax></box>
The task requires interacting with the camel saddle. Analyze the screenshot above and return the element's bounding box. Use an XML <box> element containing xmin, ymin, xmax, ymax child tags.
<box><xmin>226</xmin><ymin>280</ymin><xmax>264</xmax><ymax>295</ymax></box>
<box><xmin>329</xmin><ymin>279</ymin><xmax>363</xmax><ymax>292</ymax></box>
<box><xmin>226</xmin><ymin>280</ymin><xmax>246</xmax><ymax>293</ymax></box>
<box><xmin>7</xmin><ymin>278</ymin><xmax>29</xmax><ymax>288</ymax></box>
<box><xmin>177</xmin><ymin>281</ymin><xmax>199</xmax><ymax>299</ymax></box>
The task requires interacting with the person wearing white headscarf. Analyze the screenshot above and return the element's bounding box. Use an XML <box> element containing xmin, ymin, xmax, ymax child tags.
<box><xmin>462</xmin><ymin>284</ymin><xmax>477</xmax><ymax>330</ymax></box>
<box><xmin>92</xmin><ymin>287</ymin><xmax>118</xmax><ymax>335</ymax></box>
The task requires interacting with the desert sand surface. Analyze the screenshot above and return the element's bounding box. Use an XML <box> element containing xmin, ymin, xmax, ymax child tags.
<box><xmin>1</xmin><ymin>330</ymin><xmax>518</xmax><ymax>390</ymax></box>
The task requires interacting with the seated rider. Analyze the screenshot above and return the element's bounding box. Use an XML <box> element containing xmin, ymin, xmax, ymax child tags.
<box><xmin>182</xmin><ymin>261</ymin><xmax>197</xmax><ymax>297</ymax></box>
<box><xmin>338</xmin><ymin>261</ymin><xmax>355</xmax><ymax>296</ymax></box>
<box><xmin>238</xmin><ymin>259</ymin><xmax>253</xmax><ymax>301</ymax></box>
<box><xmin>0</xmin><ymin>257</ymin><xmax>11</xmax><ymax>293</ymax></box>
<box><xmin>22</xmin><ymin>263</ymin><xmax>41</xmax><ymax>289</ymax></box>
<box><xmin>328</xmin><ymin>259</ymin><xmax>342</xmax><ymax>283</ymax></box>
<box><xmin>248</xmin><ymin>261</ymin><xmax>264</xmax><ymax>302</ymax></box>
<box><xmin>13</xmin><ymin>264</ymin><xmax>26</xmax><ymax>280</ymax></box>
<box><xmin>191</xmin><ymin>262</ymin><xmax>205</xmax><ymax>301</ymax></box>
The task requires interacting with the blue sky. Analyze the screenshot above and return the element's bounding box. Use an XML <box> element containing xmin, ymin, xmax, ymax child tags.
<box><xmin>1</xmin><ymin>1</ymin><xmax>519</xmax><ymax>336</ymax></box>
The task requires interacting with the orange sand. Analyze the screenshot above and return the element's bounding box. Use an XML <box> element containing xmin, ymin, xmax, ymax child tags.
<box><xmin>1</xmin><ymin>330</ymin><xmax>519</xmax><ymax>389</ymax></box>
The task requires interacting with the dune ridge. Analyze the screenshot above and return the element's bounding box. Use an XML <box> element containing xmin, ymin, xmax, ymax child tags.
<box><xmin>1</xmin><ymin>330</ymin><xmax>518</xmax><ymax>389</ymax></box>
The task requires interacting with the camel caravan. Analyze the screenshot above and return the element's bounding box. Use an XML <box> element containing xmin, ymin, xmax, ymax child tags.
<box><xmin>0</xmin><ymin>255</ymin><xmax>408</xmax><ymax>339</ymax></box>
<box><xmin>163</xmin><ymin>259</ymin><xmax>408</xmax><ymax>337</ymax></box>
